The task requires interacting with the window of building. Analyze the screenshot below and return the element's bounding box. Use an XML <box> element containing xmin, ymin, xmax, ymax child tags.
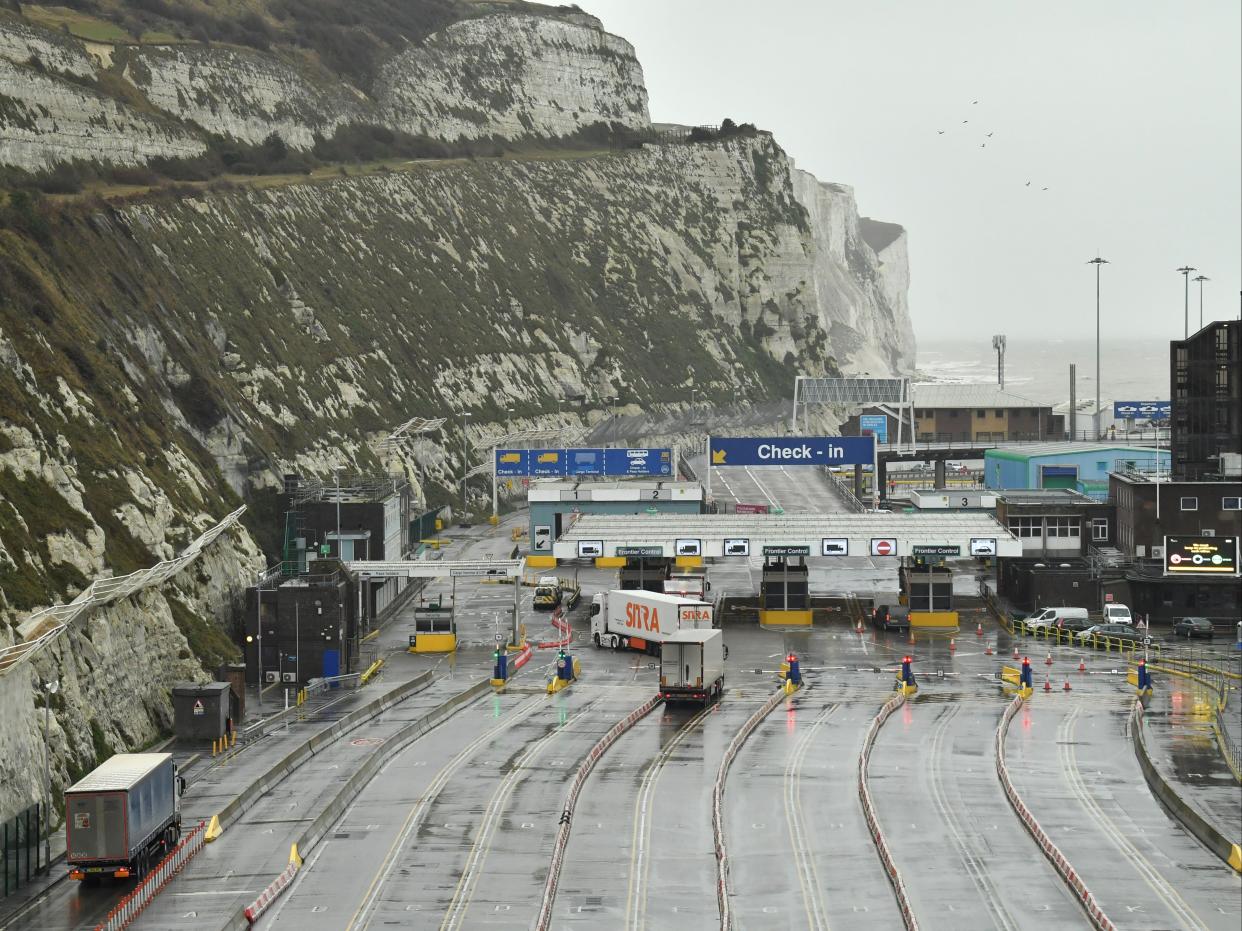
<box><xmin>995</xmin><ymin>409</ymin><xmax>1005</xmax><ymax>417</ymax></box>
<box><xmin>1092</xmin><ymin>518</ymin><xmax>1109</xmax><ymax>541</ymax></box>
<box><xmin>1008</xmin><ymin>517</ymin><xmax>1041</xmax><ymax>538</ymax></box>
<box><xmin>1180</xmin><ymin>497</ymin><xmax>1198</xmax><ymax>511</ymax></box>
<box><xmin>1046</xmin><ymin>517</ymin><xmax>1080</xmax><ymax>538</ymax></box>
<box><xmin>1224</xmin><ymin>497</ymin><xmax>1241</xmax><ymax>511</ymax></box>
<box><xmin>1097</xmin><ymin>461</ymin><xmax>1108</xmax><ymax>472</ymax></box>
<box><xmin>976</xmin><ymin>409</ymin><xmax>985</xmax><ymax>418</ymax></box>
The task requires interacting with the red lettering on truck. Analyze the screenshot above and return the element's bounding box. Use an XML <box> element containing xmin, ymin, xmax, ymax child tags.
<box><xmin>624</xmin><ymin>602</ymin><xmax>660</xmax><ymax>631</ymax></box>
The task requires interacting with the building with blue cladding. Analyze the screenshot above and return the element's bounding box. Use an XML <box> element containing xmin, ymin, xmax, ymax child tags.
<box><xmin>984</xmin><ymin>443</ymin><xmax>1171</xmax><ymax>500</ymax></box>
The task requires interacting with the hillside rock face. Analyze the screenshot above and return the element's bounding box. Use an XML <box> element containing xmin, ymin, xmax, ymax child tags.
<box><xmin>122</xmin><ymin>44</ymin><xmax>364</xmax><ymax>150</ymax></box>
<box><xmin>0</xmin><ymin>5</ymin><xmax>913</xmax><ymax>822</ymax></box>
<box><xmin>376</xmin><ymin>13</ymin><xmax>648</xmax><ymax>141</ymax></box>
<box><xmin>0</xmin><ymin>10</ymin><xmax>646</xmax><ymax>169</ymax></box>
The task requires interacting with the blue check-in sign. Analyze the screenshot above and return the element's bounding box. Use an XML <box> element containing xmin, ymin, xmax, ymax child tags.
<box><xmin>1113</xmin><ymin>401</ymin><xmax>1170</xmax><ymax>421</ymax></box>
<box><xmin>709</xmin><ymin>436</ymin><xmax>875</xmax><ymax>467</ymax></box>
<box><xmin>531</xmin><ymin>449</ymin><xmax>566</xmax><ymax>477</ymax></box>
<box><xmin>495</xmin><ymin>449</ymin><xmax>529</xmax><ymax>476</ymax></box>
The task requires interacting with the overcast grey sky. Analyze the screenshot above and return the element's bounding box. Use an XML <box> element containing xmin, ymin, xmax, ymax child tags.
<box><xmin>574</xmin><ymin>0</ymin><xmax>1241</xmax><ymax>343</ymax></box>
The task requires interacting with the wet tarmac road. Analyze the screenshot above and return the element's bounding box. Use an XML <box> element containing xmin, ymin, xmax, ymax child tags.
<box><xmin>12</xmin><ymin>514</ymin><xmax>1242</xmax><ymax>931</ymax></box>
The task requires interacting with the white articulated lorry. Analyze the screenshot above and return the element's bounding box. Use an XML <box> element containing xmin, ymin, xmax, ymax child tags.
<box><xmin>660</xmin><ymin>629</ymin><xmax>726</xmax><ymax>705</ymax></box>
<box><xmin>590</xmin><ymin>589</ymin><xmax>713</xmax><ymax>654</ymax></box>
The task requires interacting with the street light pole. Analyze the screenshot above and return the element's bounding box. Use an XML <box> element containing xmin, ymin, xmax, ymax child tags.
<box><xmin>1177</xmin><ymin>266</ymin><xmax>1196</xmax><ymax>338</ymax></box>
<box><xmin>1088</xmin><ymin>257</ymin><xmax>1108</xmax><ymax>440</ymax></box>
<box><xmin>460</xmin><ymin>411</ymin><xmax>471</xmax><ymax>516</ymax></box>
<box><xmin>42</xmin><ymin>678</ymin><xmax>58</xmax><ymax>868</ymax></box>
<box><xmin>1193</xmin><ymin>275</ymin><xmax>1209</xmax><ymax>330</ymax></box>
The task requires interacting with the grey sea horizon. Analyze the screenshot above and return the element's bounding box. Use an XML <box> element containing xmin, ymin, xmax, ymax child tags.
<box><xmin>914</xmin><ymin>337</ymin><xmax>1171</xmax><ymax>408</ymax></box>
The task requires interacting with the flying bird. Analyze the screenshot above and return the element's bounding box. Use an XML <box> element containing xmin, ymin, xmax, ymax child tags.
<box><xmin>986</xmin><ymin>132</ymin><xmax>993</xmax><ymax>137</ymax></box>
<box><xmin>962</xmin><ymin>119</ymin><xmax>969</xmax><ymax>123</ymax></box>
<box><xmin>937</xmin><ymin>130</ymin><xmax>945</xmax><ymax>134</ymax></box>
<box><xmin>980</xmin><ymin>143</ymin><xmax>986</xmax><ymax>148</ymax></box>
<box><xmin>1042</xmin><ymin>187</ymin><xmax>1049</xmax><ymax>191</ymax></box>
<box><xmin>972</xmin><ymin>100</ymin><xmax>979</xmax><ymax>104</ymax></box>
<box><xmin>1025</xmin><ymin>181</ymin><xmax>1031</xmax><ymax>186</ymax></box>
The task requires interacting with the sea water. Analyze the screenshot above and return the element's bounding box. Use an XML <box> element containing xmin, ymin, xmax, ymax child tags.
<box><xmin>915</xmin><ymin>337</ymin><xmax>1170</xmax><ymax>407</ymax></box>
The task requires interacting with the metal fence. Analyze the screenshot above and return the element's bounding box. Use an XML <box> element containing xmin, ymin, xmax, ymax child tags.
<box><xmin>2</xmin><ymin>802</ymin><xmax>48</xmax><ymax>897</ymax></box>
<box><xmin>0</xmin><ymin>506</ymin><xmax>246</xmax><ymax>677</ymax></box>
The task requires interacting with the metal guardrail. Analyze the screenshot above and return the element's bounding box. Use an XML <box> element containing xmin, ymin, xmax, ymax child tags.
<box><xmin>858</xmin><ymin>691</ymin><xmax>918</xmax><ymax>930</ymax></box>
<box><xmin>535</xmin><ymin>697</ymin><xmax>662</xmax><ymax>931</ymax></box>
<box><xmin>823</xmin><ymin>467</ymin><xmax>867</xmax><ymax>513</ymax></box>
<box><xmin>0</xmin><ymin>506</ymin><xmax>247</xmax><ymax>676</ymax></box>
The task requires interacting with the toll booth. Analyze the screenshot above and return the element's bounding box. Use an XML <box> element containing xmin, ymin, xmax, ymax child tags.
<box><xmin>408</xmin><ymin>592</ymin><xmax>456</xmax><ymax>653</ymax></box>
<box><xmin>899</xmin><ymin>564</ymin><xmax>957</xmax><ymax>629</ymax></box>
<box><xmin>619</xmin><ymin>557</ymin><xmax>670</xmax><ymax>593</ymax></box>
<box><xmin>759</xmin><ymin>548</ymin><xmax>810</xmax><ymax>626</ymax></box>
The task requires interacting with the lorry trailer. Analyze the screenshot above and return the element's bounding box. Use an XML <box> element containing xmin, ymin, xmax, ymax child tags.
<box><xmin>660</xmin><ymin>629</ymin><xmax>726</xmax><ymax>705</ymax></box>
<box><xmin>65</xmin><ymin>753</ymin><xmax>185</xmax><ymax>882</ymax></box>
<box><xmin>590</xmin><ymin>589</ymin><xmax>713</xmax><ymax>654</ymax></box>
<box><xmin>662</xmin><ymin>569</ymin><xmax>709</xmax><ymax>601</ymax></box>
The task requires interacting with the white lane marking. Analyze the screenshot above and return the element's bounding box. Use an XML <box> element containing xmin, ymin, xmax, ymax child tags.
<box><xmin>1058</xmin><ymin>706</ymin><xmax>1208</xmax><ymax>930</ymax></box>
<box><xmin>784</xmin><ymin>703</ymin><xmax>837</xmax><ymax>930</ymax></box>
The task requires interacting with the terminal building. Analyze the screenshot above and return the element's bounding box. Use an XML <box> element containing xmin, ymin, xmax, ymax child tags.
<box><xmin>842</xmin><ymin>384</ymin><xmax>1063</xmax><ymax>443</ymax></box>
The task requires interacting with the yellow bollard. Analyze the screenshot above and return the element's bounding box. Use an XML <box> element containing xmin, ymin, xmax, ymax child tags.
<box><xmin>212</xmin><ymin>739</ymin><xmax>218</xmax><ymax>756</ymax></box>
<box><xmin>231</xmin><ymin>731</ymin><xmax>237</xmax><ymax>747</ymax></box>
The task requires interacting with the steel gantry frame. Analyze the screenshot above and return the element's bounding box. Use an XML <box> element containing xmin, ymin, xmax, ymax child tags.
<box><xmin>790</xmin><ymin>376</ymin><xmax>914</xmax><ymax>452</ymax></box>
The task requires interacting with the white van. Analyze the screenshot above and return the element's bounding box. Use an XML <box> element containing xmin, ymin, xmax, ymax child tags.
<box><xmin>1024</xmin><ymin>606</ymin><xmax>1091</xmax><ymax>632</ymax></box>
<box><xmin>1103</xmin><ymin>604</ymin><xmax>1133</xmax><ymax>625</ymax></box>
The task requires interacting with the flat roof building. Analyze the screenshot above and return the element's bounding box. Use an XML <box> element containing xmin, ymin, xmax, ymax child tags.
<box><xmin>984</xmin><ymin>443</ymin><xmax>1170</xmax><ymax>500</ymax></box>
<box><xmin>842</xmin><ymin>383</ymin><xmax>1063</xmax><ymax>444</ymax></box>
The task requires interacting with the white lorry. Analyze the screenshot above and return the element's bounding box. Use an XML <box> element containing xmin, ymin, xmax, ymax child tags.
<box><xmin>660</xmin><ymin>629</ymin><xmax>726</xmax><ymax>705</ymax></box>
<box><xmin>662</xmin><ymin>570</ymin><xmax>709</xmax><ymax>601</ymax></box>
<box><xmin>590</xmin><ymin>589</ymin><xmax>714</xmax><ymax>654</ymax></box>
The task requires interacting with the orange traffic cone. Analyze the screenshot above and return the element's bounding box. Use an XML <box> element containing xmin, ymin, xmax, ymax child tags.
<box><xmin>1045</xmin><ymin>652</ymin><xmax>1053</xmax><ymax>666</ymax></box>
<box><xmin>976</xmin><ymin>622</ymin><xmax>983</xmax><ymax>637</ymax></box>
<box><xmin>1077</xmin><ymin>659</ymin><xmax>1086</xmax><ymax>672</ymax></box>
<box><xmin>949</xmin><ymin>638</ymin><xmax>956</xmax><ymax>653</ymax></box>
<box><xmin>1063</xmin><ymin>678</ymin><xmax>1072</xmax><ymax>692</ymax></box>
<box><xmin>1044</xmin><ymin>676</ymin><xmax>1052</xmax><ymax>692</ymax></box>
<box><xmin>984</xmin><ymin>644</ymin><xmax>994</xmax><ymax>656</ymax></box>
<box><xmin>1012</xmin><ymin>645</ymin><xmax>1020</xmax><ymax>659</ymax></box>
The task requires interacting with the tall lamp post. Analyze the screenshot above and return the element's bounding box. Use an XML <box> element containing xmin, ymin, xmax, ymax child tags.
<box><xmin>1087</xmin><ymin>257</ymin><xmax>1108</xmax><ymax>440</ymax></box>
<box><xmin>1193</xmin><ymin>275</ymin><xmax>1209</xmax><ymax>330</ymax></box>
<box><xmin>1177</xmin><ymin>266</ymin><xmax>1196</xmax><ymax>338</ymax></box>
<box><xmin>459</xmin><ymin>411</ymin><xmax>471</xmax><ymax>516</ymax></box>
<box><xmin>42</xmin><ymin>678</ymin><xmax>59</xmax><ymax>868</ymax></box>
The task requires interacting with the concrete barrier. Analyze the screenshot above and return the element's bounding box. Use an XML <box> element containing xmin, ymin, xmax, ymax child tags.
<box><xmin>1130</xmin><ymin>700</ymin><xmax>1242</xmax><ymax>874</ymax></box>
<box><xmin>995</xmin><ymin>695</ymin><xmax>1117</xmax><ymax>929</ymax></box>
<box><xmin>234</xmin><ymin>677</ymin><xmax>494</xmax><ymax>927</ymax></box>
<box><xmin>857</xmin><ymin>691</ymin><xmax>920</xmax><ymax>931</ymax></box>
<box><xmin>211</xmin><ymin>671</ymin><xmax>434</xmax><ymax>834</ymax></box>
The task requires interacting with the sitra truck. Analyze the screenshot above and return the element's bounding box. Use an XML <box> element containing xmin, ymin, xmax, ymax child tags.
<box><xmin>590</xmin><ymin>589</ymin><xmax>713</xmax><ymax>654</ymax></box>
<box><xmin>66</xmin><ymin>753</ymin><xmax>186</xmax><ymax>883</ymax></box>
<box><xmin>660</xmin><ymin>629</ymin><xmax>726</xmax><ymax>705</ymax></box>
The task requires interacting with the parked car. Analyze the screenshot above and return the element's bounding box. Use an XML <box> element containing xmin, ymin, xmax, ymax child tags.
<box><xmin>1102</xmin><ymin>604</ymin><xmax>1133</xmax><ymax>625</ymax></box>
<box><xmin>1078</xmin><ymin>623</ymin><xmax>1151</xmax><ymax>646</ymax></box>
<box><xmin>1171</xmin><ymin>616</ymin><xmax>1215</xmax><ymax>639</ymax></box>
<box><xmin>872</xmin><ymin>604</ymin><xmax>911</xmax><ymax>632</ymax></box>
<box><xmin>1053</xmin><ymin>614</ymin><xmax>1094</xmax><ymax>634</ymax></box>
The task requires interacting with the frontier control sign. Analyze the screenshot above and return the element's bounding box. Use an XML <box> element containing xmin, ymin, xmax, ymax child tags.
<box><xmin>709</xmin><ymin>436</ymin><xmax>875</xmax><ymax>468</ymax></box>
